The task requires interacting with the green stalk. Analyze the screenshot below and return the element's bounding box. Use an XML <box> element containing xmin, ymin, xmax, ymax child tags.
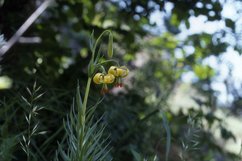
<box><xmin>78</xmin><ymin>30</ymin><xmax>111</xmax><ymax>160</ymax></box>
<box><xmin>92</xmin><ymin>30</ymin><xmax>111</xmax><ymax>55</ymax></box>
<box><xmin>81</xmin><ymin>77</ymin><xmax>92</xmax><ymax>128</ymax></box>
<box><xmin>79</xmin><ymin>77</ymin><xmax>92</xmax><ymax>160</ymax></box>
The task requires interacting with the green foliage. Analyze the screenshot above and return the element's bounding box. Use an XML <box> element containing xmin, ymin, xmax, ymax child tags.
<box><xmin>131</xmin><ymin>149</ymin><xmax>158</xmax><ymax>161</ymax></box>
<box><xmin>55</xmin><ymin>86</ymin><xmax>111</xmax><ymax>161</ymax></box>
<box><xmin>179</xmin><ymin>115</ymin><xmax>202</xmax><ymax>161</ymax></box>
<box><xmin>0</xmin><ymin>136</ymin><xmax>17</xmax><ymax>161</ymax></box>
<box><xmin>1</xmin><ymin>0</ymin><xmax>242</xmax><ymax>161</ymax></box>
<box><xmin>193</xmin><ymin>65</ymin><xmax>215</xmax><ymax>80</ymax></box>
<box><xmin>20</xmin><ymin>82</ymin><xmax>45</xmax><ymax>161</ymax></box>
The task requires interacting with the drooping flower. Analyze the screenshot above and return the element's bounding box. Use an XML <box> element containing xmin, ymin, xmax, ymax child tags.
<box><xmin>93</xmin><ymin>73</ymin><xmax>104</xmax><ymax>84</ymax></box>
<box><xmin>108</xmin><ymin>66</ymin><xmax>129</xmax><ymax>87</ymax></box>
<box><xmin>103</xmin><ymin>73</ymin><xmax>115</xmax><ymax>84</ymax></box>
<box><xmin>93</xmin><ymin>73</ymin><xmax>115</xmax><ymax>94</ymax></box>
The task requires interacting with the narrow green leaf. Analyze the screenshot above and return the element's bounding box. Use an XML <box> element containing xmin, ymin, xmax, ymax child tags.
<box><xmin>94</xmin><ymin>45</ymin><xmax>102</xmax><ymax>64</ymax></box>
<box><xmin>35</xmin><ymin>85</ymin><xmax>41</xmax><ymax>93</ymax></box>
<box><xmin>34</xmin><ymin>92</ymin><xmax>45</xmax><ymax>101</ymax></box>
<box><xmin>86</xmin><ymin>97</ymin><xmax>104</xmax><ymax>122</ymax></box>
<box><xmin>21</xmin><ymin>96</ymin><xmax>31</xmax><ymax>106</ymax></box>
<box><xmin>26</xmin><ymin>87</ymin><xmax>32</xmax><ymax>96</ymax></box>
<box><xmin>76</xmin><ymin>82</ymin><xmax>83</xmax><ymax>111</ymax></box>
<box><xmin>58</xmin><ymin>144</ymin><xmax>70</xmax><ymax>161</ymax></box>
<box><xmin>33</xmin><ymin>81</ymin><xmax>37</xmax><ymax>91</ymax></box>
<box><xmin>90</xmin><ymin>30</ymin><xmax>95</xmax><ymax>52</ymax></box>
<box><xmin>87</xmin><ymin>59</ymin><xmax>95</xmax><ymax>77</ymax></box>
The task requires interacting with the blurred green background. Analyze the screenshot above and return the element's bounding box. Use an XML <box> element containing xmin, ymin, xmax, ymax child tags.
<box><xmin>1</xmin><ymin>0</ymin><xmax>242</xmax><ymax>160</ymax></box>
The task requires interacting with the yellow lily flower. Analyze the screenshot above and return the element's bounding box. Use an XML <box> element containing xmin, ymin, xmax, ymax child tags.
<box><xmin>108</xmin><ymin>66</ymin><xmax>129</xmax><ymax>87</ymax></box>
<box><xmin>93</xmin><ymin>73</ymin><xmax>115</xmax><ymax>94</ymax></box>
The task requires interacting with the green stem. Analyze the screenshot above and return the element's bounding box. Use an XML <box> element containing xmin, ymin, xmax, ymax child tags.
<box><xmin>93</xmin><ymin>30</ymin><xmax>111</xmax><ymax>55</ymax></box>
<box><xmin>81</xmin><ymin>77</ymin><xmax>92</xmax><ymax>126</ymax></box>
<box><xmin>96</xmin><ymin>59</ymin><xmax>120</xmax><ymax>66</ymax></box>
<box><xmin>79</xmin><ymin>30</ymin><xmax>111</xmax><ymax>160</ymax></box>
<box><xmin>79</xmin><ymin>77</ymin><xmax>92</xmax><ymax>160</ymax></box>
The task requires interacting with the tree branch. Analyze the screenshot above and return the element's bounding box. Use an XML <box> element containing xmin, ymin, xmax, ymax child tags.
<box><xmin>0</xmin><ymin>0</ymin><xmax>54</xmax><ymax>57</ymax></box>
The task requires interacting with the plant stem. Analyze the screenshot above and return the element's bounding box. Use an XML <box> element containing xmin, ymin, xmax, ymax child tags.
<box><xmin>92</xmin><ymin>30</ymin><xmax>111</xmax><ymax>55</ymax></box>
<box><xmin>0</xmin><ymin>0</ymin><xmax>54</xmax><ymax>56</ymax></box>
<box><xmin>81</xmin><ymin>77</ymin><xmax>92</xmax><ymax>128</ymax></box>
<box><xmin>79</xmin><ymin>77</ymin><xmax>92</xmax><ymax>160</ymax></box>
<box><xmin>78</xmin><ymin>30</ymin><xmax>110</xmax><ymax>160</ymax></box>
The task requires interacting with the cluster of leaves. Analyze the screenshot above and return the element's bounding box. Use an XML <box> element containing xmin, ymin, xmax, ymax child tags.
<box><xmin>20</xmin><ymin>82</ymin><xmax>45</xmax><ymax>161</ymax></box>
<box><xmin>55</xmin><ymin>86</ymin><xmax>111</xmax><ymax>161</ymax></box>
